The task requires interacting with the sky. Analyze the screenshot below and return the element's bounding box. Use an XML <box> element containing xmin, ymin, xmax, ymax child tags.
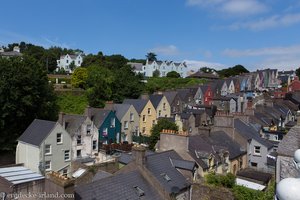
<box><xmin>1</xmin><ymin>0</ymin><xmax>300</xmax><ymax>71</ymax></box>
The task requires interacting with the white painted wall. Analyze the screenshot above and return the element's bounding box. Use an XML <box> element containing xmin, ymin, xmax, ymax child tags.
<box><xmin>16</xmin><ymin>142</ymin><xmax>40</xmax><ymax>174</ymax></box>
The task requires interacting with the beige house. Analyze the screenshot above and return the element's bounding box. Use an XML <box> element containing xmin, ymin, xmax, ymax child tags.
<box><xmin>149</xmin><ymin>94</ymin><xmax>171</xmax><ymax>119</ymax></box>
<box><xmin>123</xmin><ymin>99</ymin><xmax>156</xmax><ymax>136</ymax></box>
<box><xmin>105</xmin><ymin>103</ymin><xmax>139</xmax><ymax>143</ymax></box>
<box><xmin>16</xmin><ymin>119</ymin><xmax>72</xmax><ymax>177</ymax></box>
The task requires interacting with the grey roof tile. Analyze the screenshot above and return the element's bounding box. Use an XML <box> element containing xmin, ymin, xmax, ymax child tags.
<box><xmin>123</xmin><ymin>99</ymin><xmax>148</xmax><ymax>114</ymax></box>
<box><xmin>18</xmin><ymin>119</ymin><xmax>56</xmax><ymax>147</ymax></box>
<box><xmin>149</xmin><ymin>95</ymin><xmax>163</xmax><ymax>109</ymax></box>
<box><xmin>278</xmin><ymin>125</ymin><xmax>300</xmax><ymax>157</ymax></box>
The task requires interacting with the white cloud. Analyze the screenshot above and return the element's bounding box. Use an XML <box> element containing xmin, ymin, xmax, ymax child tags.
<box><xmin>229</xmin><ymin>13</ymin><xmax>300</xmax><ymax>31</ymax></box>
<box><xmin>184</xmin><ymin>59</ymin><xmax>226</xmax><ymax>71</ymax></box>
<box><xmin>149</xmin><ymin>45</ymin><xmax>179</xmax><ymax>56</ymax></box>
<box><xmin>223</xmin><ymin>45</ymin><xmax>300</xmax><ymax>57</ymax></box>
<box><xmin>186</xmin><ymin>0</ymin><xmax>267</xmax><ymax>16</ymax></box>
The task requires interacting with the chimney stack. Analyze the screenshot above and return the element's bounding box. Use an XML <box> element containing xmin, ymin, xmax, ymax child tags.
<box><xmin>132</xmin><ymin>145</ymin><xmax>146</xmax><ymax>166</ymax></box>
<box><xmin>58</xmin><ymin>112</ymin><xmax>65</xmax><ymax>127</ymax></box>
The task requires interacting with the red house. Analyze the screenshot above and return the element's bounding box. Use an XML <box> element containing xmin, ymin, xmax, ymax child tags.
<box><xmin>200</xmin><ymin>85</ymin><xmax>213</xmax><ymax>106</ymax></box>
<box><xmin>288</xmin><ymin>76</ymin><xmax>300</xmax><ymax>92</ymax></box>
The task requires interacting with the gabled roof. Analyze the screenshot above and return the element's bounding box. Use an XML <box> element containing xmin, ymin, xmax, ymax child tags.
<box><xmin>278</xmin><ymin>125</ymin><xmax>300</xmax><ymax>157</ymax></box>
<box><xmin>86</xmin><ymin>107</ymin><xmax>111</xmax><ymax>128</ymax></box>
<box><xmin>75</xmin><ymin>170</ymin><xmax>163</xmax><ymax>200</ymax></box>
<box><xmin>199</xmin><ymin>85</ymin><xmax>209</xmax><ymax>94</ymax></box>
<box><xmin>145</xmin><ymin>150</ymin><xmax>191</xmax><ymax>193</ymax></box>
<box><xmin>123</xmin><ymin>99</ymin><xmax>148</xmax><ymax>114</ymax></box>
<box><xmin>18</xmin><ymin>119</ymin><xmax>57</xmax><ymax>147</ymax></box>
<box><xmin>234</xmin><ymin>119</ymin><xmax>273</xmax><ymax>149</ymax></box>
<box><xmin>111</xmin><ymin>104</ymin><xmax>132</xmax><ymax>120</ymax></box>
<box><xmin>176</xmin><ymin>88</ymin><xmax>191</xmax><ymax>102</ymax></box>
<box><xmin>203</xmin><ymin>131</ymin><xmax>246</xmax><ymax>160</ymax></box>
<box><xmin>162</xmin><ymin>91</ymin><xmax>178</xmax><ymax>105</ymax></box>
<box><xmin>149</xmin><ymin>94</ymin><xmax>164</xmax><ymax>109</ymax></box>
<box><xmin>60</xmin><ymin>114</ymin><xmax>87</xmax><ymax>137</ymax></box>
<box><xmin>127</xmin><ymin>62</ymin><xmax>143</xmax><ymax>71</ymax></box>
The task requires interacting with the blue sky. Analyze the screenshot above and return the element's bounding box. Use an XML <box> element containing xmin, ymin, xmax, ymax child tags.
<box><xmin>1</xmin><ymin>0</ymin><xmax>300</xmax><ymax>71</ymax></box>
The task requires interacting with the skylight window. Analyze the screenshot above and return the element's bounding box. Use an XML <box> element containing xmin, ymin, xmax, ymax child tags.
<box><xmin>161</xmin><ymin>173</ymin><xmax>171</xmax><ymax>182</ymax></box>
<box><xmin>133</xmin><ymin>186</ymin><xmax>145</xmax><ymax>197</ymax></box>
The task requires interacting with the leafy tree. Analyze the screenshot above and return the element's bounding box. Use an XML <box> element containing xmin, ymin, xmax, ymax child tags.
<box><xmin>153</xmin><ymin>69</ymin><xmax>160</xmax><ymax>77</ymax></box>
<box><xmin>166</xmin><ymin>71</ymin><xmax>180</xmax><ymax>78</ymax></box>
<box><xmin>0</xmin><ymin>56</ymin><xmax>58</xmax><ymax>150</ymax></box>
<box><xmin>296</xmin><ymin>68</ymin><xmax>300</xmax><ymax>79</ymax></box>
<box><xmin>71</xmin><ymin>67</ymin><xmax>88</xmax><ymax>89</ymax></box>
<box><xmin>146</xmin><ymin>52</ymin><xmax>157</xmax><ymax>62</ymax></box>
<box><xmin>149</xmin><ymin>118</ymin><xmax>178</xmax><ymax>150</ymax></box>
<box><xmin>200</xmin><ymin>67</ymin><xmax>216</xmax><ymax>74</ymax></box>
<box><xmin>69</xmin><ymin>61</ymin><xmax>76</xmax><ymax>72</ymax></box>
<box><xmin>86</xmin><ymin>66</ymin><xmax>114</xmax><ymax>107</ymax></box>
<box><xmin>218</xmin><ymin>64</ymin><xmax>249</xmax><ymax>78</ymax></box>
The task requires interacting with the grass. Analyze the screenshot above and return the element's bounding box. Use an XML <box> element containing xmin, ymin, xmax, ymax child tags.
<box><xmin>57</xmin><ymin>92</ymin><xmax>88</xmax><ymax>114</ymax></box>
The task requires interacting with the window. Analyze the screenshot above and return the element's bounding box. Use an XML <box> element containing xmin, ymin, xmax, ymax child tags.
<box><xmin>78</xmin><ymin>60</ymin><xmax>80</xmax><ymax>64</ymax></box>
<box><xmin>152</xmin><ymin>120</ymin><xmax>156</xmax><ymax>125</ymax></box>
<box><xmin>251</xmin><ymin>162</ymin><xmax>258</xmax><ymax>167</ymax></box>
<box><xmin>77</xmin><ymin>135</ymin><xmax>82</xmax><ymax>145</ymax></box>
<box><xmin>111</xmin><ymin>118</ymin><xmax>115</xmax><ymax>127</ymax></box>
<box><xmin>63</xmin><ymin>169</ymin><xmax>68</xmax><ymax>177</ymax></box>
<box><xmin>45</xmin><ymin>144</ymin><xmax>51</xmax><ymax>155</ymax></box>
<box><xmin>163</xmin><ymin>103</ymin><xmax>166</xmax><ymax>110</ymax></box>
<box><xmin>177</xmin><ymin>100</ymin><xmax>180</xmax><ymax>105</ymax></box>
<box><xmin>45</xmin><ymin>161</ymin><xmax>51</xmax><ymax>171</ymax></box>
<box><xmin>158</xmin><ymin>110</ymin><xmax>161</xmax><ymax>117</ymax></box>
<box><xmin>87</xmin><ymin>124</ymin><xmax>91</xmax><ymax>135</ymax></box>
<box><xmin>64</xmin><ymin>150</ymin><xmax>70</xmax><ymax>161</ymax></box>
<box><xmin>77</xmin><ymin>150</ymin><xmax>81</xmax><ymax>157</ymax></box>
<box><xmin>93</xmin><ymin>140</ymin><xmax>97</xmax><ymax>150</ymax></box>
<box><xmin>254</xmin><ymin>146</ymin><xmax>261</xmax><ymax>155</ymax></box>
<box><xmin>147</xmin><ymin>108</ymin><xmax>151</xmax><ymax>115</ymax></box>
<box><xmin>173</xmin><ymin>107</ymin><xmax>176</xmax><ymax>112</ymax></box>
<box><xmin>130</xmin><ymin>113</ymin><xmax>134</xmax><ymax>121</ymax></box>
<box><xmin>102</xmin><ymin>128</ymin><xmax>108</xmax><ymax>136</ymax></box>
<box><xmin>142</xmin><ymin>127</ymin><xmax>146</xmax><ymax>133</ymax></box>
<box><xmin>57</xmin><ymin>133</ymin><xmax>62</xmax><ymax>144</ymax></box>
<box><xmin>66</xmin><ymin>60</ymin><xmax>69</xmax><ymax>64</ymax></box>
<box><xmin>124</xmin><ymin>121</ymin><xmax>129</xmax><ymax>129</ymax></box>
<box><xmin>142</xmin><ymin>115</ymin><xmax>146</xmax><ymax>122</ymax></box>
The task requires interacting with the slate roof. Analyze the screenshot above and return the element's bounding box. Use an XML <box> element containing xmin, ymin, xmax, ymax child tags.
<box><xmin>86</xmin><ymin>108</ymin><xmax>111</xmax><ymax>128</ymax></box>
<box><xmin>75</xmin><ymin>170</ymin><xmax>163</xmax><ymax>200</ymax></box>
<box><xmin>234</xmin><ymin>119</ymin><xmax>273</xmax><ymax>149</ymax></box>
<box><xmin>149</xmin><ymin>94</ymin><xmax>163</xmax><ymax>109</ymax></box>
<box><xmin>127</xmin><ymin>62</ymin><xmax>143</xmax><ymax>71</ymax></box>
<box><xmin>145</xmin><ymin>150</ymin><xmax>191</xmax><ymax>193</ymax></box>
<box><xmin>171</xmin><ymin>158</ymin><xmax>197</xmax><ymax>171</ymax></box>
<box><xmin>60</xmin><ymin>114</ymin><xmax>87</xmax><ymax>137</ymax></box>
<box><xmin>92</xmin><ymin>171</ymin><xmax>112</xmax><ymax>182</ymax></box>
<box><xmin>162</xmin><ymin>91</ymin><xmax>178</xmax><ymax>105</ymax></box>
<box><xmin>112</xmin><ymin>104</ymin><xmax>131</xmax><ymax>121</ymax></box>
<box><xmin>204</xmin><ymin>131</ymin><xmax>246</xmax><ymax>160</ymax></box>
<box><xmin>123</xmin><ymin>99</ymin><xmax>148</xmax><ymax>114</ymax></box>
<box><xmin>176</xmin><ymin>89</ymin><xmax>190</xmax><ymax>101</ymax></box>
<box><xmin>18</xmin><ymin>119</ymin><xmax>57</xmax><ymax>147</ymax></box>
<box><xmin>0</xmin><ymin>51</ymin><xmax>23</xmax><ymax>57</ymax></box>
<box><xmin>237</xmin><ymin>169</ymin><xmax>272</xmax><ymax>184</ymax></box>
<box><xmin>277</xmin><ymin>125</ymin><xmax>300</xmax><ymax>157</ymax></box>
<box><xmin>187</xmin><ymin>71</ymin><xmax>219</xmax><ymax>79</ymax></box>
<box><xmin>199</xmin><ymin>85</ymin><xmax>209</xmax><ymax>94</ymax></box>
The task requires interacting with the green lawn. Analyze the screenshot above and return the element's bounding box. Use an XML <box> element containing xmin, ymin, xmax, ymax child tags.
<box><xmin>57</xmin><ymin>92</ymin><xmax>88</xmax><ymax>114</ymax></box>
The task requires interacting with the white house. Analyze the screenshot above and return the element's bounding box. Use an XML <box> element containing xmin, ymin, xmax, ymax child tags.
<box><xmin>16</xmin><ymin>119</ymin><xmax>72</xmax><ymax>177</ymax></box>
<box><xmin>135</xmin><ymin>60</ymin><xmax>188</xmax><ymax>78</ymax></box>
<box><xmin>56</xmin><ymin>54</ymin><xmax>83</xmax><ymax>73</ymax></box>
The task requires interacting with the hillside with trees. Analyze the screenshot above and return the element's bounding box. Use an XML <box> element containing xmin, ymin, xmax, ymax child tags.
<box><xmin>217</xmin><ymin>64</ymin><xmax>249</xmax><ymax>78</ymax></box>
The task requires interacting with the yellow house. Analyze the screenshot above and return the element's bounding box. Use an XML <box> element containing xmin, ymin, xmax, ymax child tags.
<box><xmin>149</xmin><ymin>94</ymin><xmax>171</xmax><ymax>119</ymax></box>
<box><xmin>123</xmin><ymin>99</ymin><xmax>156</xmax><ymax>136</ymax></box>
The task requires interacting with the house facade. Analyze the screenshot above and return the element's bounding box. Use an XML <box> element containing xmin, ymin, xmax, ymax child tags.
<box><xmin>16</xmin><ymin>119</ymin><xmax>72</xmax><ymax>177</ymax></box>
<box><xmin>123</xmin><ymin>99</ymin><xmax>157</xmax><ymax>136</ymax></box>
<box><xmin>149</xmin><ymin>94</ymin><xmax>171</xmax><ymax>118</ymax></box>
<box><xmin>141</xmin><ymin>60</ymin><xmax>188</xmax><ymax>78</ymax></box>
<box><xmin>56</xmin><ymin>54</ymin><xmax>83</xmax><ymax>73</ymax></box>
<box><xmin>58</xmin><ymin>113</ymin><xmax>99</xmax><ymax>161</ymax></box>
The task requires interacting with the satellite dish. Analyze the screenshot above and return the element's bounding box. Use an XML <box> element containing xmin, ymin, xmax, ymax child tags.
<box><xmin>276</xmin><ymin>178</ymin><xmax>300</xmax><ymax>200</ymax></box>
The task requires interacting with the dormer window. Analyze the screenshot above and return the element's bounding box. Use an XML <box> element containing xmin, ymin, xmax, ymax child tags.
<box><xmin>161</xmin><ymin>173</ymin><xmax>171</xmax><ymax>182</ymax></box>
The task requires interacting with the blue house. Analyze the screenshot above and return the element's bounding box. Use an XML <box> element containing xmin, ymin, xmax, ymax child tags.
<box><xmin>85</xmin><ymin>107</ymin><xmax>121</xmax><ymax>145</ymax></box>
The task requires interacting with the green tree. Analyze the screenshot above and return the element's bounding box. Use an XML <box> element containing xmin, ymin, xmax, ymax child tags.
<box><xmin>146</xmin><ymin>52</ymin><xmax>157</xmax><ymax>62</ymax></box>
<box><xmin>149</xmin><ymin>118</ymin><xmax>178</xmax><ymax>150</ymax></box>
<box><xmin>200</xmin><ymin>67</ymin><xmax>216</xmax><ymax>74</ymax></box>
<box><xmin>218</xmin><ymin>64</ymin><xmax>249</xmax><ymax>78</ymax></box>
<box><xmin>166</xmin><ymin>71</ymin><xmax>180</xmax><ymax>78</ymax></box>
<box><xmin>0</xmin><ymin>56</ymin><xmax>58</xmax><ymax>150</ymax></box>
<box><xmin>71</xmin><ymin>67</ymin><xmax>88</xmax><ymax>89</ymax></box>
<box><xmin>153</xmin><ymin>69</ymin><xmax>160</xmax><ymax>77</ymax></box>
<box><xmin>69</xmin><ymin>61</ymin><xmax>76</xmax><ymax>72</ymax></box>
<box><xmin>296</xmin><ymin>68</ymin><xmax>300</xmax><ymax>79</ymax></box>
<box><xmin>86</xmin><ymin>66</ymin><xmax>114</xmax><ymax>107</ymax></box>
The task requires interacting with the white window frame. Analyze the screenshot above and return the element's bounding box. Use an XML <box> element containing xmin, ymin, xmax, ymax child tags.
<box><xmin>124</xmin><ymin>121</ymin><xmax>129</xmax><ymax>129</ymax></box>
<box><xmin>45</xmin><ymin>144</ymin><xmax>51</xmax><ymax>155</ymax></box>
<box><xmin>77</xmin><ymin>135</ymin><xmax>82</xmax><ymax>145</ymax></box>
<box><xmin>92</xmin><ymin>140</ymin><xmax>97</xmax><ymax>150</ymax></box>
<box><xmin>45</xmin><ymin>160</ymin><xmax>51</xmax><ymax>171</ymax></box>
<box><xmin>57</xmin><ymin>133</ymin><xmax>63</xmax><ymax>144</ymax></box>
<box><xmin>254</xmin><ymin>146</ymin><xmax>261</xmax><ymax>155</ymax></box>
<box><xmin>147</xmin><ymin>108</ymin><xmax>151</xmax><ymax>115</ymax></box>
<box><xmin>142</xmin><ymin>115</ymin><xmax>146</xmax><ymax>122</ymax></box>
<box><xmin>111</xmin><ymin>118</ymin><xmax>115</xmax><ymax>127</ymax></box>
<box><xmin>64</xmin><ymin>150</ymin><xmax>70</xmax><ymax>161</ymax></box>
<box><xmin>130</xmin><ymin>113</ymin><xmax>134</xmax><ymax>122</ymax></box>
